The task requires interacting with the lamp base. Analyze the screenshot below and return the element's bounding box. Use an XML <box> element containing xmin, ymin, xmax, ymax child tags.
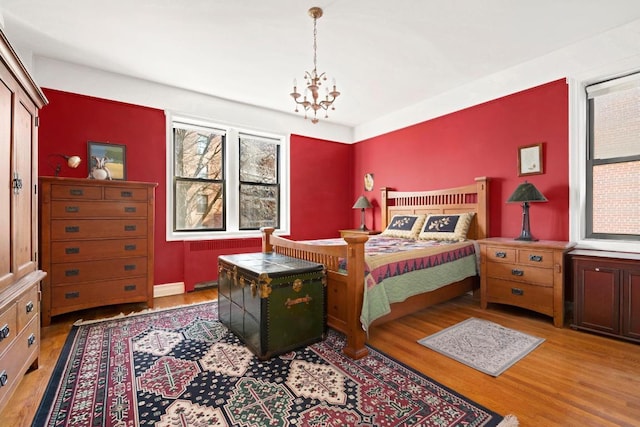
<box><xmin>514</xmin><ymin>235</ymin><xmax>538</xmax><ymax>242</ymax></box>
<box><xmin>358</xmin><ymin>224</ymin><xmax>369</xmax><ymax>231</ymax></box>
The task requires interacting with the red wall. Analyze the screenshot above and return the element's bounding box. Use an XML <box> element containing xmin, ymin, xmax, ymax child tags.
<box><xmin>352</xmin><ymin>79</ymin><xmax>570</xmax><ymax>241</ymax></box>
<box><xmin>37</xmin><ymin>89</ymin><xmax>354</xmax><ymax>287</ymax></box>
<box><xmin>38</xmin><ymin>79</ymin><xmax>569</xmax><ymax>289</ymax></box>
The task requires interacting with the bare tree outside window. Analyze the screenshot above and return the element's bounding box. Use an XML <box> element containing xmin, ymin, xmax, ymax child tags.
<box><xmin>239</xmin><ymin>136</ymin><xmax>279</xmax><ymax>229</ymax></box>
<box><xmin>173</xmin><ymin>125</ymin><xmax>224</xmax><ymax>230</ymax></box>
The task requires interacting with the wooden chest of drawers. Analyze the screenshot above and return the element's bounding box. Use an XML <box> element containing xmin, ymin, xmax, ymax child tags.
<box><xmin>40</xmin><ymin>177</ymin><xmax>157</xmax><ymax>325</ymax></box>
<box><xmin>479</xmin><ymin>238</ymin><xmax>574</xmax><ymax>327</ymax></box>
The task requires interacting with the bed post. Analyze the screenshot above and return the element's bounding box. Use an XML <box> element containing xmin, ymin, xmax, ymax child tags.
<box><xmin>261</xmin><ymin>227</ymin><xmax>274</xmax><ymax>252</ymax></box>
<box><xmin>341</xmin><ymin>234</ymin><xmax>369</xmax><ymax>359</ymax></box>
<box><xmin>474</xmin><ymin>177</ymin><xmax>489</xmax><ymax>239</ymax></box>
<box><xmin>381</xmin><ymin>187</ymin><xmax>391</xmax><ymax>229</ymax></box>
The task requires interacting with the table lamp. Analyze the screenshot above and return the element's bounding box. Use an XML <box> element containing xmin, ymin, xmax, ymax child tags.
<box><xmin>352</xmin><ymin>195</ymin><xmax>373</xmax><ymax>231</ymax></box>
<box><xmin>507</xmin><ymin>181</ymin><xmax>547</xmax><ymax>241</ymax></box>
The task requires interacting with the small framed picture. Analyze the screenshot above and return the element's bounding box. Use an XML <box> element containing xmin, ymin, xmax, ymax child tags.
<box><xmin>87</xmin><ymin>141</ymin><xmax>127</xmax><ymax>180</ymax></box>
<box><xmin>364</xmin><ymin>173</ymin><xmax>374</xmax><ymax>192</ymax></box>
<box><xmin>518</xmin><ymin>143</ymin><xmax>543</xmax><ymax>176</ymax></box>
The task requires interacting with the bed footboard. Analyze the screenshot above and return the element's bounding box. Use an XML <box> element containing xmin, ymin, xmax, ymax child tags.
<box><xmin>261</xmin><ymin>227</ymin><xmax>370</xmax><ymax>359</ymax></box>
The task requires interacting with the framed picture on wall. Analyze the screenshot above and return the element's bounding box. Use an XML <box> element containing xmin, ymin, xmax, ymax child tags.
<box><xmin>518</xmin><ymin>143</ymin><xmax>543</xmax><ymax>176</ymax></box>
<box><xmin>87</xmin><ymin>141</ymin><xmax>127</xmax><ymax>180</ymax></box>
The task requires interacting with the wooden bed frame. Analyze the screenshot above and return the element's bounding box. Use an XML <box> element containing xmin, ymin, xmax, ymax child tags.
<box><xmin>262</xmin><ymin>177</ymin><xmax>489</xmax><ymax>359</ymax></box>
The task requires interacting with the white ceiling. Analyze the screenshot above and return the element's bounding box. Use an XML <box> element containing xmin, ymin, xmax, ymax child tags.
<box><xmin>2</xmin><ymin>0</ymin><xmax>640</xmax><ymax>128</ymax></box>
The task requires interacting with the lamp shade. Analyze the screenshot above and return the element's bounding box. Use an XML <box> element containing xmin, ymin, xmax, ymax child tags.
<box><xmin>352</xmin><ymin>196</ymin><xmax>372</xmax><ymax>209</ymax></box>
<box><xmin>507</xmin><ymin>181</ymin><xmax>547</xmax><ymax>203</ymax></box>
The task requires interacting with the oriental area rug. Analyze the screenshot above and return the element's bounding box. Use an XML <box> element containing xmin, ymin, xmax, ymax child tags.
<box><xmin>34</xmin><ymin>302</ymin><xmax>518</xmax><ymax>427</ymax></box>
<box><xmin>418</xmin><ymin>317</ymin><xmax>545</xmax><ymax>377</ymax></box>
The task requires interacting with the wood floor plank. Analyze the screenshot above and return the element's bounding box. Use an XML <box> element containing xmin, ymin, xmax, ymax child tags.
<box><xmin>2</xmin><ymin>289</ymin><xmax>639</xmax><ymax>426</ymax></box>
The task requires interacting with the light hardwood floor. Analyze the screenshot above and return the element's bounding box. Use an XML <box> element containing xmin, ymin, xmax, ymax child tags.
<box><xmin>2</xmin><ymin>289</ymin><xmax>639</xmax><ymax>426</ymax></box>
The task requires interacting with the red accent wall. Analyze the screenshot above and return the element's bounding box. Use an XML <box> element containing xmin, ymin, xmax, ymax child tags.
<box><xmin>352</xmin><ymin>79</ymin><xmax>570</xmax><ymax>241</ymax></box>
<box><xmin>37</xmin><ymin>89</ymin><xmax>354</xmax><ymax>288</ymax></box>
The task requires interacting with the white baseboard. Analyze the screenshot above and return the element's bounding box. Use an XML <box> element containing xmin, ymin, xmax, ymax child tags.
<box><xmin>153</xmin><ymin>282</ymin><xmax>185</xmax><ymax>298</ymax></box>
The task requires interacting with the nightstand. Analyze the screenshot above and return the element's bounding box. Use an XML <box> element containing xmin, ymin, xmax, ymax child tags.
<box><xmin>478</xmin><ymin>237</ymin><xmax>575</xmax><ymax>327</ymax></box>
<box><xmin>339</xmin><ymin>229</ymin><xmax>381</xmax><ymax>238</ymax></box>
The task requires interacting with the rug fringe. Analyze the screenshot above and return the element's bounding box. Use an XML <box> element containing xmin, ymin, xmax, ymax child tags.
<box><xmin>72</xmin><ymin>300</ymin><xmax>216</xmax><ymax>326</ymax></box>
<box><xmin>497</xmin><ymin>414</ymin><xmax>519</xmax><ymax>426</ymax></box>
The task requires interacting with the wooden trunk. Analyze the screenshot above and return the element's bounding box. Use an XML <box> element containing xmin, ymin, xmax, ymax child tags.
<box><xmin>218</xmin><ymin>253</ymin><xmax>326</xmax><ymax>360</ymax></box>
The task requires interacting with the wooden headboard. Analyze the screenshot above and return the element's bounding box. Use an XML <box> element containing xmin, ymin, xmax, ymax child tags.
<box><xmin>380</xmin><ymin>177</ymin><xmax>489</xmax><ymax>240</ymax></box>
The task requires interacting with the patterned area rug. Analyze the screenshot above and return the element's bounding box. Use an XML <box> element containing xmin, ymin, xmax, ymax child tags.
<box><xmin>418</xmin><ymin>317</ymin><xmax>545</xmax><ymax>377</ymax></box>
<box><xmin>34</xmin><ymin>302</ymin><xmax>516</xmax><ymax>426</ymax></box>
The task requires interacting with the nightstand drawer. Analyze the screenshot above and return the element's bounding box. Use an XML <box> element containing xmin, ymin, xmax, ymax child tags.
<box><xmin>485</xmin><ymin>247</ymin><xmax>517</xmax><ymax>263</ymax></box>
<box><xmin>486</xmin><ymin>278</ymin><xmax>553</xmax><ymax>316</ymax></box>
<box><xmin>486</xmin><ymin>262</ymin><xmax>553</xmax><ymax>286</ymax></box>
<box><xmin>517</xmin><ymin>249</ymin><xmax>554</xmax><ymax>268</ymax></box>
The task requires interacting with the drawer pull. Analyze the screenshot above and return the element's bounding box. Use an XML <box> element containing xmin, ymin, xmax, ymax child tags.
<box><xmin>65</xmin><ymin>292</ymin><xmax>80</xmax><ymax>299</ymax></box>
<box><xmin>25</xmin><ymin>301</ymin><xmax>34</xmax><ymax>313</ymax></box>
<box><xmin>529</xmin><ymin>255</ymin><xmax>543</xmax><ymax>262</ymax></box>
<box><xmin>511</xmin><ymin>269</ymin><xmax>524</xmax><ymax>276</ymax></box>
<box><xmin>65</xmin><ymin>226</ymin><xmax>80</xmax><ymax>233</ymax></box>
<box><xmin>65</xmin><ymin>269</ymin><xmax>80</xmax><ymax>277</ymax></box>
<box><xmin>124</xmin><ymin>284</ymin><xmax>137</xmax><ymax>291</ymax></box>
<box><xmin>124</xmin><ymin>206</ymin><xmax>137</xmax><ymax>213</ymax></box>
<box><xmin>65</xmin><ymin>206</ymin><xmax>79</xmax><ymax>213</ymax></box>
<box><xmin>0</xmin><ymin>324</ymin><xmax>9</xmax><ymax>340</ymax></box>
<box><xmin>495</xmin><ymin>251</ymin><xmax>507</xmax><ymax>258</ymax></box>
<box><xmin>124</xmin><ymin>264</ymin><xmax>136</xmax><ymax>271</ymax></box>
<box><xmin>0</xmin><ymin>370</ymin><xmax>7</xmax><ymax>387</ymax></box>
<box><xmin>511</xmin><ymin>288</ymin><xmax>524</xmax><ymax>296</ymax></box>
<box><xmin>69</xmin><ymin>189</ymin><xmax>84</xmax><ymax>196</ymax></box>
<box><xmin>121</xmin><ymin>191</ymin><xmax>133</xmax><ymax>198</ymax></box>
<box><xmin>124</xmin><ymin>244</ymin><xmax>137</xmax><ymax>251</ymax></box>
<box><xmin>125</xmin><ymin>225</ymin><xmax>137</xmax><ymax>232</ymax></box>
<box><xmin>27</xmin><ymin>333</ymin><xmax>36</xmax><ymax>347</ymax></box>
<box><xmin>65</xmin><ymin>247</ymin><xmax>80</xmax><ymax>254</ymax></box>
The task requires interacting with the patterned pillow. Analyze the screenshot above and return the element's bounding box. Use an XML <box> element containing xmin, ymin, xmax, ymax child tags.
<box><xmin>381</xmin><ymin>214</ymin><xmax>426</xmax><ymax>239</ymax></box>
<box><xmin>418</xmin><ymin>212</ymin><xmax>475</xmax><ymax>241</ymax></box>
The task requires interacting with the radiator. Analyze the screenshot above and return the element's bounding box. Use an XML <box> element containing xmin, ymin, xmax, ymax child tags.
<box><xmin>183</xmin><ymin>238</ymin><xmax>262</xmax><ymax>291</ymax></box>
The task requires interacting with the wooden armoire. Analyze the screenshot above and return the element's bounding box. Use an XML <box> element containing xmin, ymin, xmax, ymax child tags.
<box><xmin>0</xmin><ymin>29</ymin><xmax>48</xmax><ymax>412</ymax></box>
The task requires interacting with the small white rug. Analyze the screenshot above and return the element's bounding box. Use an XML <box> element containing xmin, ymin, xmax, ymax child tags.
<box><xmin>418</xmin><ymin>317</ymin><xmax>544</xmax><ymax>377</ymax></box>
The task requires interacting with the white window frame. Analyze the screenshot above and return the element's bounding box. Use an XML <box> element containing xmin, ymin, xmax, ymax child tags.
<box><xmin>568</xmin><ymin>72</ymin><xmax>640</xmax><ymax>253</ymax></box>
<box><xmin>165</xmin><ymin>112</ymin><xmax>290</xmax><ymax>241</ymax></box>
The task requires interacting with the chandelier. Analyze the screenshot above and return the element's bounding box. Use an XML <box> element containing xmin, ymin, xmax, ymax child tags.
<box><xmin>290</xmin><ymin>7</ymin><xmax>340</xmax><ymax>124</ymax></box>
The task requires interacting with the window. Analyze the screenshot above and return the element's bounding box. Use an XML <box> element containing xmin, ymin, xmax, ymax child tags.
<box><xmin>586</xmin><ymin>72</ymin><xmax>640</xmax><ymax>241</ymax></box>
<box><xmin>166</xmin><ymin>114</ymin><xmax>289</xmax><ymax>240</ymax></box>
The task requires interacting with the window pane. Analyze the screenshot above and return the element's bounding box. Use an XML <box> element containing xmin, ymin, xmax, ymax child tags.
<box><xmin>174</xmin><ymin>127</ymin><xmax>223</xmax><ymax>179</ymax></box>
<box><xmin>592</xmin><ymin>87</ymin><xmax>640</xmax><ymax>160</ymax></box>
<box><xmin>239</xmin><ymin>184</ymin><xmax>279</xmax><ymax>229</ymax></box>
<box><xmin>175</xmin><ymin>180</ymin><xmax>223</xmax><ymax>230</ymax></box>
<box><xmin>592</xmin><ymin>161</ymin><xmax>640</xmax><ymax>235</ymax></box>
<box><xmin>240</xmin><ymin>137</ymin><xmax>277</xmax><ymax>184</ymax></box>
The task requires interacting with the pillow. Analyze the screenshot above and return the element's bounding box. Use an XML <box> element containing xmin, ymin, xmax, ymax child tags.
<box><xmin>381</xmin><ymin>214</ymin><xmax>426</xmax><ymax>239</ymax></box>
<box><xmin>418</xmin><ymin>212</ymin><xmax>475</xmax><ymax>242</ymax></box>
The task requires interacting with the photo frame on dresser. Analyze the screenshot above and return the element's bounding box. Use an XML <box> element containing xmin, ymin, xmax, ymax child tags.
<box><xmin>87</xmin><ymin>141</ymin><xmax>127</xmax><ymax>180</ymax></box>
<box><xmin>518</xmin><ymin>143</ymin><xmax>543</xmax><ymax>176</ymax></box>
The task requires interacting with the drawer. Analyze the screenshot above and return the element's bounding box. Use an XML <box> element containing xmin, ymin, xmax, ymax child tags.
<box><xmin>0</xmin><ymin>306</ymin><xmax>16</xmax><ymax>357</ymax></box>
<box><xmin>327</xmin><ymin>280</ymin><xmax>347</xmax><ymax>325</ymax></box>
<box><xmin>51</xmin><ymin>257</ymin><xmax>148</xmax><ymax>285</ymax></box>
<box><xmin>486</xmin><ymin>278</ymin><xmax>553</xmax><ymax>316</ymax></box>
<box><xmin>51</xmin><ymin>184</ymin><xmax>102</xmax><ymax>200</ymax></box>
<box><xmin>486</xmin><ymin>261</ymin><xmax>553</xmax><ymax>286</ymax></box>
<box><xmin>50</xmin><ymin>219</ymin><xmax>148</xmax><ymax>240</ymax></box>
<box><xmin>51</xmin><ymin>200</ymin><xmax>148</xmax><ymax>219</ymax></box>
<box><xmin>516</xmin><ymin>248</ymin><xmax>554</xmax><ymax>268</ymax></box>
<box><xmin>105</xmin><ymin>186</ymin><xmax>149</xmax><ymax>202</ymax></box>
<box><xmin>51</xmin><ymin>277</ymin><xmax>149</xmax><ymax>312</ymax></box>
<box><xmin>0</xmin><ymin>317</ymin><xmax>39</xmax><ymax>405</ymax></box>
<box><xmin>16</xmin><ymin>286</ymin><xmax>38</xmax><ymax>331</ymax></box>
<box><xmin>485</xmin><ymin>246</ymin><xmax>517</xmax><ymax>263</ymax></box>
<box><xmin>51</xmin><ymin>238</ymin><xmax>148</xmax><ymax>263</ymax></box>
